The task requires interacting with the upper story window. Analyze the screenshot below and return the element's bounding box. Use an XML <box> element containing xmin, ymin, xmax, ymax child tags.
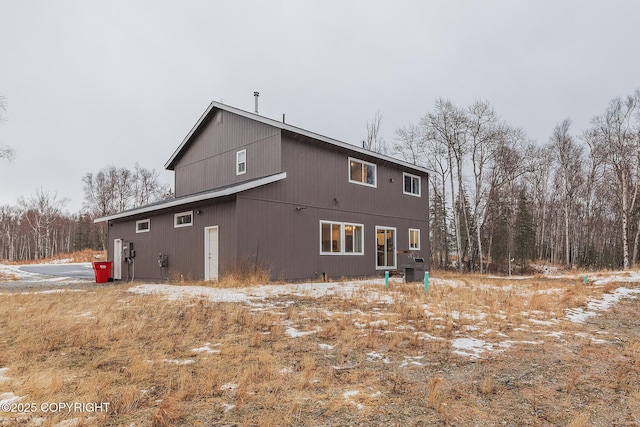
<box><xmin>403</xmin><ymin>172</ymin><xmax>421</xmax><ymax>197</ymax></box>
<box><xmin>236</xmin><ymin>150</ymin><xmax>246</xmax><ymax>175</ymax></box>
<box><xmin>136</xmin><ymin>219</ymin><xmax>150</xmax><ymax>233</ymax></box>
<box><xmin>349</xmin><ymin>157</ymin><xmax>377</xmax><ymax>187</ymax></box>
<box><xmin>174</xmin><ymin>211</ymin><xmax>193</xmax><ymax>228</ymax></box>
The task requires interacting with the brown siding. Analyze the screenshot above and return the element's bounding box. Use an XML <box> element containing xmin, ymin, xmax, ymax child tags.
<box><xmin>173</xmin><ymin>110</ymin><xmax>282</xmax><ymax>197</ymax></box>
<box><xmin>107</xmin><ymin>198</ymin><xmax>237</xmax><ymax>281</ymax></box>
<box><xmin>236</xmin><ymin>194</ymin><xmax>428</xmax><ymax>280</ymax></box>
<box><xmin>107</xmin><ymin>111</ymin><xmax>429</xmax><ymax>281</ymax></box>
<box><xmin>233</xmin><ymin>133</ymin><xmax>430</xmax><ymax>280</ymax></box>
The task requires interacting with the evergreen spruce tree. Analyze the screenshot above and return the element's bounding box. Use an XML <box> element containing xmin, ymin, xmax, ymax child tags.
<box><xmin>514</xmin><ymin>189</ymin><xmax>536</xmax><ymax>270</ymax></box>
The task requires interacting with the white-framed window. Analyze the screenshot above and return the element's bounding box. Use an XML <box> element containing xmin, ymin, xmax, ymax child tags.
<box><xmin>174</xmin><ymin>211</ymin><xmax>193</xmax><ymax>228</ymax></box>
<box><xmin>403</xmin><ymin>172</ymin><xmax>421</xmax><ymax>196</ymax></box>
<box><xmin>376</xmin><ymin>226</ymin><xmax>396</xmax><ymax>269</ymax></box>
<box><xmin>236</xmin><ymin>149</ymin><xmax>247</xmax><ymax>175</ymax></box>
<box><xmin>409</xmin><ymin>228</ymin><xmax>421</xmax><ymax>250</ymax></box>
<box><xmin>320</xmin><ymin>221</ymin><xmax>364</xmax><ymax>255</ymax></box>
<box><xmin>349</xmin><ymin>157</ymin><xmax>377</xmax><ymax>187</ymax></box>
<box><xmin>136</xmin><ymin>219</ymin><xmax>150</xmax><ymax>233</ymax></box>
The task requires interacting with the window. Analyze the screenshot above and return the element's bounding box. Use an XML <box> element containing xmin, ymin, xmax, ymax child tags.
<box><xmin>349</xmin><ymin>157</ymin><xmax>376</xmax><ymax>187</ymax></box>
<box><xmin>409</xmin><ymin>228</ymin><xmax>420</xmax><ymax>250</ymax></box>
<box><xmin>403</xmin><ymin>173</ymin><xmax>421</xmax><ymax>196</ymax></box>
<box><xmin>376</xmin><ymin>226</ymin><xmax>396</xmax><ymax>269</ymax></box>
<box><xmin>236</xmin><ymin>149</ymin><xmax>246</xmax><ymax>175</ymax></box>
<box><xmin>321</xmin><ymin>222</ymin><xmax>341</xmax><ymax>254</ymax></box>
<box><xmin>136</xmin><ymin>219</ymin><xmax>150</xmax><ymax>233</ymax></box>
<box><xmin>174</xmin><ymin>211</ymin><xmax>193</xmax><ymax>228</ymax></box>
<box><xmin>344</xmin><ymin>224</ymin><xmax>364</xmax><ymax>254</ymax></box>
<box><xmin>320</xmin><ymin>221</ymin><xmax>364</xmax><ymax>255</ymax></box>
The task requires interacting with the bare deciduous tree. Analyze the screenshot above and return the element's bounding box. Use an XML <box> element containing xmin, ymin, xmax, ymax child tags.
<box><xmin>132</xmin><ymin>163</ymin><xmax>172</xmax><ymax>207</ymax></box>
<box><xmin>0</xmin><ymin>95</ymin><xmax>15</xmax><ymax>162</ymax></box>
<box><xmin>364</xmin><ymin>110</ymin><xmax>388</xmax><ymax>154</ymax></box>
<box><xmin>549</xmin><ymin>118</ymin><xmax>584</xmax><ymax>268</ymax></box>
<box><xmin>586</xmin><ymin>93</ymin><xmax>639</xmax><ymax>269</ymax></box>
<box><xmin>393</xmin><ymin>123</ymin><xmax>425</xmax><ymax>166</ymax></box>
<box><xmin>18</xmin><ymin>189</ymin><xmax>69</xmax><ymax>259</ymax></box>
<box><xmin>467</xmin><ymin>100</ymin><xmax>500</xmax><ymax>272</ymax></box>
<box><xmin>83</xmin><ymin>164</ymin><xmax>172</xmax><ymax>249</ymax></box>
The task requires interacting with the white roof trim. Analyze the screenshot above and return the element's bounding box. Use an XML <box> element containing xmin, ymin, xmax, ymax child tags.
<box><xmin>164</xmin><ymin>100</ymin><xmax>430</xmax><ymax>175</ymax></box>
<box><xmin>94</xmin><ymin>172</ymin><xmax>287</xmax><ymax>223</ymax></box>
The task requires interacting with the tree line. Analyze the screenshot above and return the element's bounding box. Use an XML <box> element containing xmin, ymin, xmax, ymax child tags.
<box><xmin>387</xmin><ymin>89</ymin><xmax>640</xmax><ymax>273</ymax></box>
<box><xmin>0</xmin><ymin>165</ymin><xmax>171</xmax><ymax>261</ymax></box>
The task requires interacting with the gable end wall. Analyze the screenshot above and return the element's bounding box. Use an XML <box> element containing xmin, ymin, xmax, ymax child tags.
<box><xmin>173</xmin><ymin>109</ymin><xmax>282</xmax><ymax>197</ymax></box>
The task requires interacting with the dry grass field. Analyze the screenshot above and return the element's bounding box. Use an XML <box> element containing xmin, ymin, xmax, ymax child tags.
<box><xmin>0</xmin><ymin>250</ymin><xmax>106</xmax><ymax>267</ymax></box>
<box><xmin>1</xmin><ymin>268</ymin><xmax>639</xmax><ymax>426</ymax></box>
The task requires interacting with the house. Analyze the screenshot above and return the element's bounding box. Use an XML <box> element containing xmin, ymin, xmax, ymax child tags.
<box><xmin>95</xmin><ymin>100</ymin><xmax>430</xmax><ymax>281</ymax></box>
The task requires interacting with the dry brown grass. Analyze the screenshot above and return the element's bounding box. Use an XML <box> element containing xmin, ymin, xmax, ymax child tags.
<box><xmin>1</xmin><ymin>271</ymin><xmax>639</xmax><ymax>426</ymax></box>
<box><xmin>169</xmin><ymin>260</ymin><xmax>272</xmax><ymax>289</ymax></box>
<box><xmin>1</xmin><ymin>249</ymin><xmax>106</xmax><ymax>265</ymax></box>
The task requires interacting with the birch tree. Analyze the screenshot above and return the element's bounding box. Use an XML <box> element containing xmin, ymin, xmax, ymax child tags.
<box><xmin>549</xmin><ymin>118</ymin><xmax>584</xmax><ymax>268</ymax></box>
<box><xmin>422</xmin><ymin>99</ymin><xmax>468</xmax><ymax>272</ymax></box>
<box><xmin>18</xmin><ymin>189</ymin><xmax>68</xmax><ymax>259</ymax></box>
<box><xmin>586</xmin><ymin>93</ymin><xmax>639</xmax><ymax>269</ymax></box>
<box><xmin>466</xmin><ymin>100</ymin><xmax>500</xmax><ymax>272</ymax></box>
<box><xmin>83</xmin><ymin>164</ymin><xmax>171</xmax><ymax>249</ymax></box>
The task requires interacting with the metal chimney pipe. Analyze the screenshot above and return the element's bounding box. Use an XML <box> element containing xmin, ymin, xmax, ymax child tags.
<box><xmin>254</xmin><ymin>91</ymin><xmax>259</xmax><ymax>114</ymax></box>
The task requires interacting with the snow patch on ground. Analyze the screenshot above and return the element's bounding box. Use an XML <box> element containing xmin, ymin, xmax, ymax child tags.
<box><xmin>591</xmin><ymin>271</ymin><xmax>640</xmax><ymax>285</ymax></box>
<box><xmin>221</xmin><ymin>403</ymin><xmax>235</xmax><ymax>412</ymax></box>
<box><xmin>285</xmin><ymin>326</ymin><xmax>318</xmax><ymax>338</ymax></box>
<box><xmin>128</xmin><ymin>284</ymin><xmax>251</xmax><ymax>303</ymax></box>
<box><xmin>366</xmin><ymin>352</ymin><xmax>391</xmax><ymax>364</ymax></box>
<box><xmin>566</xmin><ymin>287</ymin><xmax>640</xmax><ymax>323</ymax></box>
<box><xmin>342</xmin><ymin>390</ymin><xmax>364</xmax><ymax>411</ymax></box>
<box><xmin>220</xmin><ymin>383</ymin><xmax>237</xmax><ymax>392</ymax></box>
<box><xmin>451</xmin><ymin>338</ymin><xmax>497</xmax><ymax>359</ymax></box>
<box><xmin>191</xmin><ymin>343</ymin><xmax>221</xmax><ymax>354</ymax></box>
<box><xmin>0</xmin><ymin>367</ymin><xmax>9</xmax><ymax>383</ymax></box>
<box><xmin>163</xmin><ymin>358</ymin><xmax>196</xmax><ymax>365</ymax></box>
<box><xmin>318</xmin><ymin>343</ymin><xmax>335</xmax><ymax>350</ymax></box>
<box><xmin>0</xmin><ymin>391</ymin><xmax>22</xmax><ymax>405</ymax></box>
<box><xmin>128</xmin><ymin>278</ymin><xmax>401</xmax><ymax>305</ymax></box>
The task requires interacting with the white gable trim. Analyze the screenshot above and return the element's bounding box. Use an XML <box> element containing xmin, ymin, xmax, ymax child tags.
<box><xmin>164</xmin><ymin>100</ymin><xmax>430</xmax><ymax>175</ymax></box>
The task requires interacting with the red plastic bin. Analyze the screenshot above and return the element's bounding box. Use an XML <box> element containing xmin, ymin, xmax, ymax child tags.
<box><xmin>92</xmin><ymin>261</ymin><xmax>113</xmax><ymax>283</ymax></box>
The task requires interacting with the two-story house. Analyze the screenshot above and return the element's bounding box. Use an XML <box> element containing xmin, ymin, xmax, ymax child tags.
<box><xmin>96</xmin><ymin>100</ymin><xmax>430</xmax><ymax>281</ymax></box>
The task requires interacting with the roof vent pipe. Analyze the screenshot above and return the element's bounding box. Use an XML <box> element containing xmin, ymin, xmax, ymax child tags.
<box><xmin>254</xmin><ymin>91</ymin><xmax>259</xmax><ymax>114</ymax></box>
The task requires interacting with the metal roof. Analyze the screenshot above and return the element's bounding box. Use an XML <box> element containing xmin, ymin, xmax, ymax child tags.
<box><xmin>94</xmin><ymin>172</ymin><xmax>287</xmax><ymax>223</ymax></box>
<box><xmin>164</xmin><ymin>100</ymin><xmax>430</xmax><ymax>175</ymax></box>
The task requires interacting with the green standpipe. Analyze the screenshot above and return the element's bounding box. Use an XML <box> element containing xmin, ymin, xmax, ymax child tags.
<box><xmin>583</xmin><ymin>275</ymin><xmax>587</xmax><ymax>285</ymax></box>
<box><xmin>385</xmin><ymin>271</ymin><xmax>389</xmax><ymax>289</ymax></box>
<box><xmin>424</xmin><ymin>271</ymin><xmax>429</xmax><ymax>293</ymax></box>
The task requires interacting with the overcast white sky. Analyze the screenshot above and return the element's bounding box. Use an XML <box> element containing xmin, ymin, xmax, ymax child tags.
<box><xmin>1</xmin><ymin>1</ymin><xmax>639</xmax><ymax>213</ymax></box>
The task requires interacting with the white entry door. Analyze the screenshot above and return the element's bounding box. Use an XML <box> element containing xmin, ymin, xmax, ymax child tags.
<box><xmin>113</xmin><ymin>239</ymin><xmax>122</xmax><ymax>280</ymax></box>
<box><xmin>204</xmin><ymin>226</ymin><xmax>219</xmax><ymax>281</ymax></box>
